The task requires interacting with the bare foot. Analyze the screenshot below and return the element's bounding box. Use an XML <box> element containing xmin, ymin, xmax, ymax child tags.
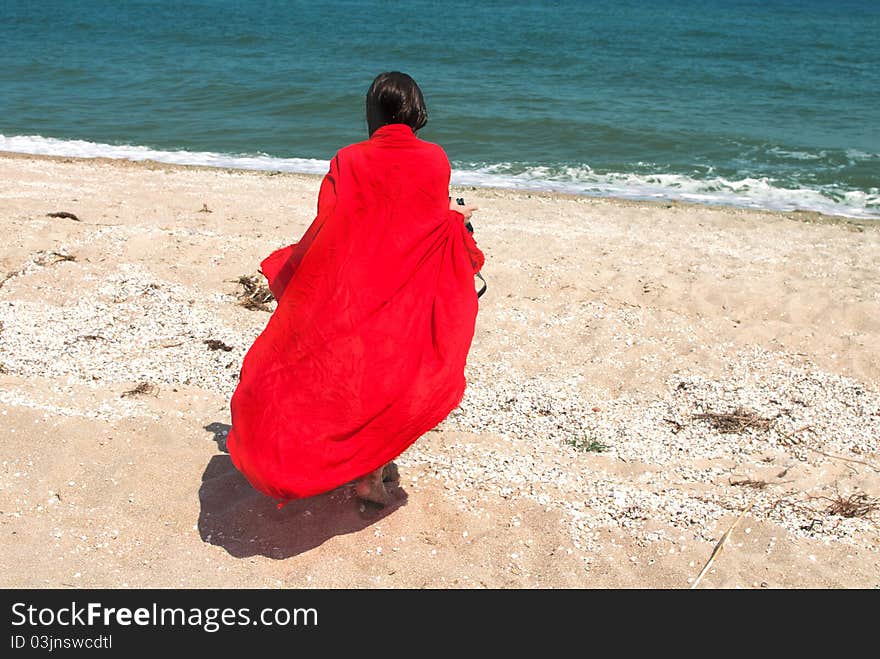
<box><xmin>382</xmin><ymin>461</ymin><xmax>400</xmax><ymax>483</ymax></box>
<box><xmin>355</xmin><ymin>467</ymin><xmax>394</xmax><ymax>507</ymax></box>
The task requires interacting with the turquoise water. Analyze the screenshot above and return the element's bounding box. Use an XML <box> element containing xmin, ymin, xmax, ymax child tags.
<box><xmin>1</xmin><ymin>0</ymin><xmax>878</xmax><ymax>217</ymax></box>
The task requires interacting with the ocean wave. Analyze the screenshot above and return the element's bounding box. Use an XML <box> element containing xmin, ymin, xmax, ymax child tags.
<box><xmin>1</xmin><ymin>133</ymin><xmax>876</xmax><ymax>219</ymax></box>
<box><xmin>451</xmin><ymin>163</ymin><xmax>880</xmax><ymax>219</ymax></box>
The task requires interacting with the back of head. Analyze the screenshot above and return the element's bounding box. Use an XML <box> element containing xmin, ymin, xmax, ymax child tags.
<box><xmin>366</xmin><ymin>71</ymin><xmax>428</xmax><ymax>137</ymax></box>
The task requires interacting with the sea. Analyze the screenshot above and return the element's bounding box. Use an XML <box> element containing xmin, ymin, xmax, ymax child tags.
<box><xmin>1</xmin><ymin>0</ymin><xmax>878</xmax><ymax>218</ymax></box>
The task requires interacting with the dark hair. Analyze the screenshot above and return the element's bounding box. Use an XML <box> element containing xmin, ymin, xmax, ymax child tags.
<box><xmin>366</xmin><ymin>71</ymin><xmax>428</xmax><ymax>136</ymax></box>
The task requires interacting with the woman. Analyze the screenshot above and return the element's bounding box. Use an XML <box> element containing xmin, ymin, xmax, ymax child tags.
<box><xmin>227</xmin><ymin>72</ymin><xmax>485</xmax><ymax>507</ymax></box>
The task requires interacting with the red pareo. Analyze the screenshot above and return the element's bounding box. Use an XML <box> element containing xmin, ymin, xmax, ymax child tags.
<box><xmin>227</xmin><ymin>124</ymin><xmax>485</xmax><ymax>502</ymax></box>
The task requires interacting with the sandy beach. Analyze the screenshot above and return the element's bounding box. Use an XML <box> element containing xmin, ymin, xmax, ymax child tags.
<box><xmin>0</xmin><ymin>152</ymin><xmax>877</xmax><ymax>588</ymax></box>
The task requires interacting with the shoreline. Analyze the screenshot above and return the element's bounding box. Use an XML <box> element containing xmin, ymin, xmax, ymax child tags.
<box><xmin>1</xmin><ymin>149</ymin><xmax>876</xmax><ymax>232</ymax></box>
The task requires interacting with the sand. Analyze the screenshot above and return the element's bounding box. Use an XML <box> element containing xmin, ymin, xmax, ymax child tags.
<box><xmin>0</xmin><ymin>152</ymin><xmax>877</xmax><ymax>589</ymax></box>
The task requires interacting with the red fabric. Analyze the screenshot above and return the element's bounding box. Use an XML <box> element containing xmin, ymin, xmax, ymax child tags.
<box><xmin>227</xmin><ymin>124</ymin><xmax>485</xmax><ymax>502</ymax></box>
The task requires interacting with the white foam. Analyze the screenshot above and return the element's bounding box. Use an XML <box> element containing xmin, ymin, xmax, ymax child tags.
<box><xmin>1</xmin><ymin>133</ymin><xmax>877</xmax><ymax>219</ymax></box>
<box><xmin>844</xmin><ymin>148</ymin><xmax>878</xmax><ymax>161</ymax></box>
<box><xmin>766</xmin><ymin>146</ymin><xmax>826</xmax><ymax>161</ymax></box>
<box><xmin>0</xmin><ymin>133</ymin><xmax>330</xmax><ymax>174</ymax></box>
<box><xmin>450</xmin><ymin>164</ymin><xmax>880</xmax><ymax>219</ymax></box>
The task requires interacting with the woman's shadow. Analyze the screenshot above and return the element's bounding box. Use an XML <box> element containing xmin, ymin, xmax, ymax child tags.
<box><xmin>199</xmin><ymin>422</ymin><xmax>406</xmax><ymax>559</ymax></box>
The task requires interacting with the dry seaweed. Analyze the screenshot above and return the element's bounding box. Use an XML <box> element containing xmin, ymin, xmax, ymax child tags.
<box><xmin>234</xmin><ymin>274</ymin><xmax>274</xmax><ymax>312</ymax></box>
<box><xmin>47</xmin><ymin>211</ymin><xmax>80</xmax><ymax>221</ymax></box>
<box><xmin>121</xmin><ymin>382</ymin><xmax>158</xmax><ymax>398</ymax></box>
<box><xmin>204</xmin><ymin>339</ymin><xmax>233</xmax><ymax>352</ymax></box>
<box><xmin>821</xmin><ymin>493</ymin><xmax>878</xmax><ymax>519</ymax></box>
<box><xmin>693</xmin><ymin>407</ymin><xmax>775</xmax><ymax>433</ymax></box>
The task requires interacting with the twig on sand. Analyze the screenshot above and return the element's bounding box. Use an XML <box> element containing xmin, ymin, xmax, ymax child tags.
<box><xmin>690</xmin><ymin>503</ymin><xmax>754</xmax><ymax>589</ymax></box>
<box><xmin>47</xmin><ymin>211</ymin><xmax>80</xmax><ymax>221</ymax></box>
<box><xmin>663</xmin><ymin>418</ymin><xmax>684</xmax><ymax>434</ymax></box>
<box><xmin>807</xmin><ymin>447</ymin><xmax>880</xmax><ymax>473</ymax></box>
<box><xmin>778</xmin><ymin>424</ymin><xmax>811</xmax><ymax>446</ymax></box>
<box><xmin>198</xmin><ymin>204</ymin><xmax>212</xmax><ymax>213</ymax></box>
<box><xmin>48</xmin><ymin>252</ymin><xmax>76</xmax><ymax>263</ymax></box>
<box><xmin>77</xmin><ymin>334</ymin><xmax>107</xmax><ymax>341</ymax></box>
